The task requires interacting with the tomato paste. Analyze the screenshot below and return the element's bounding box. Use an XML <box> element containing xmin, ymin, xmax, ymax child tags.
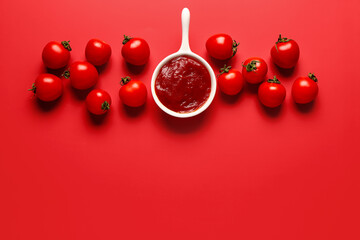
<box><xmin>155</xmin><ymin>56</ymin><xmax>211</xmax><ymax>113</ymax></box>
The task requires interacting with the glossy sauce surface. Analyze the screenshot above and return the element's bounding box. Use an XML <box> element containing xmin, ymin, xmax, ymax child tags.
<box><xmin>155</xmin><ymin>56</ymin><xmax>211</xmax><ymax>113</ymax></box>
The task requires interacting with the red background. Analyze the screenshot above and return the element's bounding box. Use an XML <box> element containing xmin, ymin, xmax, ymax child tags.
<box><xmin>1</xmin><ymin>0</ymin><xmax>360</xmax><ymax>239</ymax></box>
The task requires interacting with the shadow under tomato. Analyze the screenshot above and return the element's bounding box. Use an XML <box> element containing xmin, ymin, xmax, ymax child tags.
<box><xmin>124</xmin><ymin>61</ymin><xmax>148</xmax><ymax>75</ymax></box>
<box><xmin>205</xmin><ymin>54</ymin><xmax>235</xmax><ymax>71</ymax></box>
<box><xmin>157</xmin><ymin>107</ymin><xmax>208</xmax><ymax>134</ymax></box>
<box><xmin>260</xmin><ymin>103</ymin><xmax>283</xmax><ymax>118</ymax></box>
<box><xmin>95</xmin><ymin>60</ymin><xmax>111</xmax><ymax>75</ymax></box>
<box><xmin>121</xmin><ymin>103</ymin><xmax>146</xmax><ymax>117</ymax></box>
<box><xmin>35</xmin><ymin>97</ymin><xmax>62</xmax><ymax>112</ymax></box>
<box><xmin>70</xmin><ymin>87</ymin><xmax>93</xmax><ymax>101</ymax></box>
<box><xmin>45</xmin><ymin>66</ymin><xmax>68</xmax><ymax>77</ymax></box>
<box><xmin>87</xmin><ymin>111</ymin><xmax>109</xmax><ymax>125</ymax></box>
<box><xmin>293</xmin><ymin>100</ymin><xmax>315</xmax><ymax>113</ymax></box>
<box><xmin>220</xmin><ymin>91</ymin><xmax>243</xmax><ymax>104</ymax></box>
<box><xmin>269</xmin><ymin>59</ymin><xmax>297</xmax><ymax>78</ymax></box>
<box><xmin>244</xmin><ymin>82</ymin><xmax>260</xmax><ymax>95</ymax></box>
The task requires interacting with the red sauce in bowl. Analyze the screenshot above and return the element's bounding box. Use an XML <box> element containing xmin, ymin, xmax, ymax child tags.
<box><xmin>155</xmin><ymin>56</ymin><xmax>211</xmax><ymax>113</ymax></box>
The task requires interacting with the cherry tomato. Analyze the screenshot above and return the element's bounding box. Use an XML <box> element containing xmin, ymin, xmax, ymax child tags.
<box><xmin>242</xmin><ymin>57</ymin><xmax>268</xmax><ymax>84</ymax></box>
<box><xmin>271</xmin><ymin>34</ymin><xmax>300</xmax><ymax>69</ymax></box>
<box><xmin>206</xmin><ymin>34</ymin><xmax>239</xmax><ymax>60</ymax></box>
<box><xmin>85</xmin><ymin>89</ymin><xmax>112</xmax><ymax>115</ymax></box>
<box><xmin>121</xmin><ymin>35</ymin><xmax>150</xmax><ymax>66</ymax></box>
<box><xmin>119</xmin><ymin>77</ymin><xmax>147</xmax><ymax>107</ymax></box>
<box><xmin>64</xmin><ymin>61</ymin><xmax>98</xmax><ymax>90</ymax></box>
<box><xmin>292</xmin><ymin>73</ymin><xmax>319</xmax><ymax>104</ymax></box>
<box><xmin>28</xmin><ymin>73</ymin><xmax>63</xmax><ymax>102</ymax></box>
<box><xmin>85</xmin><ymin>39</ymin><xmax>112</xmax><ymax>66</ymax></box>
<box><xmin>42</xmin><ymin>41</ymin><xmax>71</xmax><ymax>69</ymax></box>
<box><xmin>258</xmin><ymin>76</ymin><xmax>286</xmax><ymax>108</ymax></box>
<box><xmin>217</xmin><ymin>65</ymin><xmax>244</xmax><ymax>95</ymax></box>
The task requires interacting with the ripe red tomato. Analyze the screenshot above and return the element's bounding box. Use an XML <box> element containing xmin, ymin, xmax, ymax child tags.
<box><xmin>119</xmin><ymin>77</ymin><xmax>147</xmax><ymax>107</ymax></box>
<box><xmin>86</xmin><ymin>89</ymin><xmax>112</xmax><ymax>115</ymax></box>
<box><xmin>29</xmin><ymin>73</ymin><xmax>63</xmax><ymax>102</ymax></box>
<box><xmin>292</xmin><ymin>73</ymin><xmax>319</xmax><ymax>104</ymax></box>
<box><xmin>258</xmin><ymin>76</ymin><xmax>286</xmax><ymax>108</ymax></box>
<box><xmin>121</xmin><ymin>35</ymin><xmax>150</xmax><ymax>66</ymax></box>
<box><xmin>42</xmin><ymin>41</ymin><xmax>71</xmax><ymax>69</ymax></box>
<box><xmin>85</xmin><ymin>39</ymin><xmax>112</xmax><ymax>66</ymax></box>
<box><xmin>271</xmin><ymin>34</ymin><xmax>300</xmax><ymax>69</ymax></box>
<box><xmin>217</xmin><ymin>65</ymin><xmax>244</xmax><ymax>95</ymax></box>
<box><xmin>206</xmin><ymin>34</ymin><xmax>239</xmax><ymax>60</ymax></box>
<box><xmin>242</xmin><ymin>57</ymin><xmax>268</xmax><ymax>84</ymax></box>
<box><xmin>64</xmin><ymin>61</ymin><xmax>98</xmax><ymax>90</ymax></box>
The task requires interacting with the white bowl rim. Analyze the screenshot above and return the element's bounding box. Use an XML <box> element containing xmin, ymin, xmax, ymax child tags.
<box><xmin>150</xmin><ymin>51</ymin><xmax>217</xmax><ymax>118</ymax></box>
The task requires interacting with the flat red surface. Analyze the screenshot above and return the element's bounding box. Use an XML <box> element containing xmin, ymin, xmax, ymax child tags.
<box><xmin>1</xmin><ymin>0</ymin><xmax>360</xmax><ymax>239</ymax></box>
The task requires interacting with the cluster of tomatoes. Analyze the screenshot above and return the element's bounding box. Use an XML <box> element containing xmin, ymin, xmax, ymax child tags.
<box><xmin>29</xmin><ymin>36</ymin><xmax>150</xmax><ymax>115</ymax></box>
<box><xmin>30</xmin><ymin>32</ymin><xmax>318</xmax><ymax>117</ymax></box>
<box><xmin>206</xmin><ymin>34</ymin><xmax>319</xmax><ymax>107</ymax></box>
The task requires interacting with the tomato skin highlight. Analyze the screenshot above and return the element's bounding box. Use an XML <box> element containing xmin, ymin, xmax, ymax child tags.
<box><xmin>86</xmin><ymin>89</ymin><xmax>112</xmax><ymax>115</ymax></box>
<box><xmin>85</xmin><ymin>39</ymin><xmax>112</xmax><ymax>66</ymax></box>
<box><xmin>121</xmin><ymin>36</ymin><xmax>150</xmax><ymax>66</ymax></box>
<box><xmin>271</xmin><ymin>35</ymin><xmax>300</xmax><ymax>69</ymax></box>
<box><xmin>42</xmin><ymin>41</ymin><xmax>71</xmax><ymax>69</ymax></box>
<box><xmin>31</xmin><ymin>73</ymin><xmax>63</xmax><ymax>102</ymax></box>
<box><xmin>217</xmin><ymin>65</ymin><xmax>244</xmax><ymax>95</ymax></box>
<box><xmin>242</xmin><ymin>57</ymin><xmax>268</xmax><ymax>84</ymax></box>
<box><xmin>206</xmin><ymin>34</ymin><xmax>237</xmax><ymax>60</ymax></box>
<box><xmin>67</xmin><ymin>61</ymin><xmax>99</xmax><ymax>90</ymax></box>
<box><xmin>119</xmin><ymin>78</ymin><xmax>147</xmax><ymax>107</ymax></box>
<box><xmin>292</xmin><ymin>74</ymin><xmax>319</xmax><ymax>104</ymax></box>
<box><xmin>258</xmin><ymin>76</ymin><xmax>286</xmax><ymax>108</ymax></box>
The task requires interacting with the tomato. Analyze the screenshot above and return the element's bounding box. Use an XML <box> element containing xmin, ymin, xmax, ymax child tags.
<box><xmin>121</xmin><ymin>35</ymin><xmax>150</xmax><ymax>66</ymax></box>
<box><xmin>85</xmin><ymin>39</ymin><xmax>112</xmax><ymax>66</ymax></box>
<box><xmin>258</xmin><ymin>76</ymin><xmax>286</xmax><ymax>108</ymax></box>
<box><xmin>119</xmin><ymin>77</ymin><xmax>147</xmax><ymax>107</ymax></box>
<box><xmin>271</xmin><ymin>34</ymin><xmax>300</xmax><ymax>69</ymax></box>
<box><xmin>42</xmin><ymin>41</ymin><xmax>71</xmax><ymax>69</ymax></box>
<box><xmin>206</xmin><ymin>34</ymin><xmax>239</xmax><ymax>60</ymax></box>
<box><xmin>85</xmin><ymin>89</ymin><xmax>112</xmax><ymax>115</ymax></box>
<box><xmin>63</xmin><ymin>61</ymin><xmax>98</xmax><ymax>90</ymax></box>
<box><xmin>242</xmin><ymin>57</ymin><xmax>268</xmax><ymax>84</ymax></box>
<box><xmin>292</xmin><ymin>73</ymin><xmax>319</xmax><ymax>104</ymax></box>
<box><xmin>29</xmin><ymin>73</ymin><xmax>63</xmax><ymax>102</ymax></box>
<box><xmin>217</xmin><ymin>65</ymin><xmax>244</xmax><ymax>95</ymax></box>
